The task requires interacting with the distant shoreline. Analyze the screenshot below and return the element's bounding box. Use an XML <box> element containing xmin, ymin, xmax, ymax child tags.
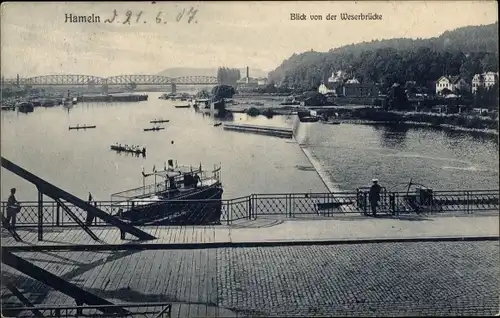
<box><xmin>225</xmin><ymin>104</ymin><xmax>499</xmax><ymax>137</ymax></box>
<box><xmin>337</xmin><ymin>119</ymin><xmax>499</xmax><ymax>137</ymax></box>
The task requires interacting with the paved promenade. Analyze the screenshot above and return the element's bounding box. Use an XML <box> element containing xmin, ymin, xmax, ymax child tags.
<box><xmin>2</xmin><ymin>214</ymin><xmax>498</xmax><ymax>248</ymax></box>
<box><xmin>2</xmin><ymin>241</ymin><xmax>499</xmax><ymax>317</ymax></box>
<box><xmin>2</xmin><ymin>215</ymin><xmax>499</xmax><ymax>317</ymax></box>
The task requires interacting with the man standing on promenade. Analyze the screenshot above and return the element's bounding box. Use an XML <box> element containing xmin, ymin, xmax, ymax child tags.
<box><xmin>85</xmin><ymin>192</ymin><xmax>94</xmax><ymax>226</ymax></box>
<box><xmin>6</xmin><ymin>188</ymin><xmax>21</xmax><ymax>229</ymax></box>
<box><xmin>369</xmin><ymin>179</ymin><xmax>381</xmax><ymax>217</ymax></box>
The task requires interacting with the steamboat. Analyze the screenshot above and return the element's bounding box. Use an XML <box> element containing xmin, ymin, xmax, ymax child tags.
<box><xmin>111</xmin><ymin>160</ymin><xmax>223</xmax><ymax>225</ymax></box>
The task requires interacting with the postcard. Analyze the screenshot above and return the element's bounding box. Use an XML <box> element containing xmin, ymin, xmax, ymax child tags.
<box><xmin>1</xmin><ymin>1</ymin><xmax>498</xmax><ymax>317</ymax></box>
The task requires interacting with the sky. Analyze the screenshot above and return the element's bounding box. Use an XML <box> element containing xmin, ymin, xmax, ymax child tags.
<box><xmin>1</xmin><ymin>1</ymin><xmax>498</xmax><ymax>78</ymax></box>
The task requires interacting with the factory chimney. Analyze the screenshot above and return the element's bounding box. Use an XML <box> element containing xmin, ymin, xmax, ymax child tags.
<box><xmin>246</xmin><ymin>66</ymin><xmax>249</xmax><ymax>78</ymax></box>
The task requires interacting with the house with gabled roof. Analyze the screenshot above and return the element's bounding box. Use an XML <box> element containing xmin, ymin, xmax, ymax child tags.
<box><xmin>472</xmin><ymin>72</ymin><xmax>499</xmax><ymax>94</ymax></box>
<box><xmin>435</xmin><ymin>75</ymin><xmax>470</xmax><ymax>95</ymax></box>
<box><xmin>318</xmin><ymin>82</ymin><xmax>337</xmax><ymax>95</ymax></box>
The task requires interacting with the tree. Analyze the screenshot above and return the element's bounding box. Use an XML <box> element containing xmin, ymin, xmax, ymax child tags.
<box><xmin>217</xmin><ymin>67</ymin><xmax>241</xmax><ymax>86</ymax></box>
<box><xmin>266</xmin><ymin>22</ymin><xmax>498</xmax><ymax>93</ymax></box>
<box><xmin>455</xmin><ymin>86</ymin><xmax>472</xmax><ymax>99</ymax></box>
<box><xmin>212</xmin><ymin>85</ymin><xmax>235</xmax><ymax>99</ymax></box>
<box><xmin>474</xmin><ymin>82</ymin><xmax>499</xmax><ymax>110</ymax></box>
<box><xmin>196</xmin><ymin>89</ymin><xmax>210</xmax><ymax>98</ymax></box>
<box><xmin>388</xmin><ymin>84</ymin><xmax>409</xmax><ymax>110</ymax></box>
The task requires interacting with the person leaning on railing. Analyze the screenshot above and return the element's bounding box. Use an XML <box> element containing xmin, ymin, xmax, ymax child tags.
<box><xmin>194</xmin><ymin>173</ymin><xmax>201</xmax><ymax>188</ymax></box>
<box><xmin>5</xmin><ymin>188</ymin><xmax>21</xmax><ymax>229</ymax></box>
<box><xmin>85</xmin><ymin>192</ymin><xmax>97</xmax><ymax>226</ymax></box>
<box><xmin>369</xmin><ymin>179</ymin><xmax>382</xmax><ymax>217</ymax></box>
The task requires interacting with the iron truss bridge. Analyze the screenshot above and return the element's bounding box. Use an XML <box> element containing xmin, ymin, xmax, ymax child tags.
<box><xmin>1</xmin><ymin>74</ymin><xmax>219</xmax><ymax>86</ymax></box>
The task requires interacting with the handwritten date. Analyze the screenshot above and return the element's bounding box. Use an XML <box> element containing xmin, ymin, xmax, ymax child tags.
<box><xmin>104</xmin><ymin>7</ymin><xmax>198</xmax><ymax>24</ymax></box>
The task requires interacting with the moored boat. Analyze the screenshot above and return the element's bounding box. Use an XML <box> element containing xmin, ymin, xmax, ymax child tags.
<box><xmin>111</xmin><ymin>160</ymin><xmax>223</xmax><ymax>225</ymax></box>
<box><xmin>299</xmin><ymin>116</ymin><xmax>320</xmax><ymax>123</ymax></box>
<box><xmin>30</xmin><ymin>99</ymin><xmax>42</xmax><ymax>107</ymax></box>
<box><xmin>16</xmin><ymin>101</ymin><xmax>34</xmax><ymax>113</ymax></box>
<box><xmin>323</xmin><ymin>120</ymin><xmax>341</xmax><ymax>125</ymax></box>
<box><xmin>1</xmin><ymin>102</ymin><xmax>16</xmax><ymax>111</ymax></box>
<box><xmin>41</xmin><ymin>99</ymin><xmax>57</xmax><ymax>107</ymax></box>
<box><xmin>159</xmin><ymin>93</ymin><xmax>176</xmax><ymax>100</ymax></box>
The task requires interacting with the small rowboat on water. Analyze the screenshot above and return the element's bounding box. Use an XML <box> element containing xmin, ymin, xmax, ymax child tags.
<box><xmin>150</xmin><ymin>119</ymin><xmax>170</xmax><ymax>124</ymax></box>
<box><xmin>174</xmin><ymin>105</ymin><xmax>191</xmax><ymax>108</ymax></box>
<box><xmin>69</xmin><ymin>125</ymin><xmax>97</xmax><ymax>130</ymax></box>
<box><xmin>144</xmin><ymin>127</ymin><xmax>165</xmax><ymax>132</ymax></box>
<box><xmin>110</xmin><ymin>144</ymin><xmax>146</xmax><ymax>155</ymax></box>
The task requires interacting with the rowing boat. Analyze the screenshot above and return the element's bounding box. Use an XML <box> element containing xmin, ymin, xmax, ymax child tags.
<box><xmin>69</xmin><ymin>125</ymin><xmax>97</xmax><ymax>130</ymax></box>
<box><xmin>110</xmin><ymin>145</ymin><xmax>146</xmax><ymax>154</ymax></box>
<box><xmin>144</xmin><ymin>127</ymin><xmax>165</xmax><ymax>132</ymax></box>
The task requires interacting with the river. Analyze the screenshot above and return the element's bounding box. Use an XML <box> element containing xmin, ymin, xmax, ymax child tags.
<box><xmin>294</xmin><ymin>122</ymin><xmax>499</xmax><ymax>192</ymax></box>
<box><xmin>1</xmin><ymin>92</ymin><xmax>498</xmax><ymax>201</ymax></box>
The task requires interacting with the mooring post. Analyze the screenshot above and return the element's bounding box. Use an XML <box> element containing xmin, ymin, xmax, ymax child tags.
<box><xmin>248</xmin><ymin>195</ymin><xmax>252</xmax><ymax>220</ymax></box>
<box><xmin>389</xmin><ymin>193</ymin><xmax>396</xmax><ymax>215</ymax></box>
<box><xmin>56</xmin><ymin>200</ymin><xmax>61</xmax><ymax>226</ymax></box>
<box><xmin>37</xmin><ymin>190</ymin><xmax>43</xmax><ymax>241</ymax></box>
<box><xmin>363</xmin><ymin>192</ymin><xmax>368</xmax><ymax>215</ymax></box>
<box><xmin>466</xmin><ymin>191</ymin><xmax>470</xmax><ymax>214</ymax></box>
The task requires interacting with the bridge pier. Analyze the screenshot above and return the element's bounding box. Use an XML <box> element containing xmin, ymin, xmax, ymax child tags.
<box><xmin>171</xmin><ymin>83</ymin><xmax>177</xmax><ymax>94</ymax></box>
<box><xmin>102</xmin><ymin>84</ymin><xmax>108</xmax><ymax>95</ymax></box>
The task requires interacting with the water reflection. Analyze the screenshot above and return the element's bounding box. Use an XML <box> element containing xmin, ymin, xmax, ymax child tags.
<box><xmin>214</xmin><ymin>110</ymin><xmax>234</xmax><ymax>121</ymax></box>
<box><xmin>443</xmin><ymin>128</ymin><xmax>499</xmax><ymax>145</ymax></box>
<box><xmin>372</xmin><ymin>124</ymin><xmax>409</xmax><ymax>150</ymax></box>
<box><xmin>303</xmin><ymin>121</ymin><xmax>498</xmax><ymax>191</ymax></box>
<box><xmin>111</xmin><ymin>151</ymin><xmax>147</xmax><ymax>159</ymax></box>
<box><xmin>63</xmin><ymin>104</ymin><xmax>74</xmax><ymax>113</ymax></box>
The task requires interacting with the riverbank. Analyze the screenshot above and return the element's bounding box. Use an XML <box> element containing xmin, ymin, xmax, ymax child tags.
<box><xmin>347</xmin><ymin>108</ymin><xmax>499</xmax><ymax>137</ymax></box>
<box><xmin>226</xmin><ymin>105</ymin><xmax>499</xmax><ymax>137</ymax></box>
<box><xmin>337</xmin><ymin>119</ymin><xmax>499</xmax><ymax>136</ymax></box>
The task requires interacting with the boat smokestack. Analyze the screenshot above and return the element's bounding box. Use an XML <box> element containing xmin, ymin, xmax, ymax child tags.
<box><xmin>246</xmin><ymin>66</ymin><xmax>249</xmax><ymax>78</ymax></box>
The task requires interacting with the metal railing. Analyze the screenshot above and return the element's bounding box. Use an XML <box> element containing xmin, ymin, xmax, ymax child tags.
<box><xmin>1</xmin><ymin>189</ymin><xmax>498</xmax><ymax>228</ymax></box>
<box><xmin>1</xmin><ymin>302</ymin><xmax>172</xmax><ymax>317</ymax></box>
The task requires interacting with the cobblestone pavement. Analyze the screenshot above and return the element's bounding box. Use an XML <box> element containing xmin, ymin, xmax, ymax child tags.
<box><xmin>217</xmin><ymin>241</ymin><xmax>500</xmax><ymax>317</ymax></box>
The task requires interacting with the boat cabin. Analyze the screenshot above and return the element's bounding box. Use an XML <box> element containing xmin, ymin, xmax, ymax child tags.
<box><xmin>110</xmin><ymin>160</ymin><xmax>222</xmax><ymax>209</ymax></box>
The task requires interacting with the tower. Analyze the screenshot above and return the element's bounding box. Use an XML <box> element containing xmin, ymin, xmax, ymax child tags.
<box><xmin>246</xmin><ymin>66</ymin><xmax>249</xmax><ymax>78</ymax></box>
